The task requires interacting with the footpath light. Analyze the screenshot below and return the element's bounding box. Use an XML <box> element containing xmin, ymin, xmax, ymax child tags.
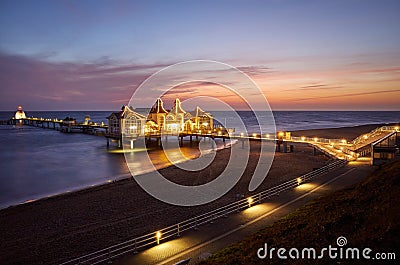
<box><xmin>156</xmin><ymin>231</ymin><xmax>162</xmax><ymax>245</ymax></box>
<box><xmin>313</xmin><ymin>137</ymin><xmax>318</xmax><ymax>142</ymax></box>
<box><xmin>301</xmin><ymin>136</ymin><xmax>306</xmax><ymax>141</ymax></box>
<box><xmin>297</xmin><ymin>177</ymin><xmax>302</xmax><ymax>185</ymax></box>
<box><xmin>247</xmin><ymin>197</ymin><xmax>254</xmax><ymax>208</ymax></box>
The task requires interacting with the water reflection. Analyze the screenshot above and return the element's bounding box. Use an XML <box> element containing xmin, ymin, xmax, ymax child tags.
<box><xmin>0</xmin><ymin>125</ymin><xmax>232</xmax><ymax>208</ymax></box>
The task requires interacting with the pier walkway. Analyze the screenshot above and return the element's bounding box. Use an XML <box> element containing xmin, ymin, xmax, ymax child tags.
<box><xmin>7</xmin><ymin>117</ymin><xmax>108</xmax><ymax>135</ymax></box>
<box><xmin>2</xmin><ymin>117</ymin><xmax>398</xmax><ymax>162</ymax></box>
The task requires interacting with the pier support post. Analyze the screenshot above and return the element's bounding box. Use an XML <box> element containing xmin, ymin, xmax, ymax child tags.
<box><xmin>211</xmin><ymin>136</ymin><xmax>216</xmax><ymax>151</ymax></box>
<box><xmin>283</xmin><ymin>142</ymin><xmax>287</xmax><ymax>153</ymax></box>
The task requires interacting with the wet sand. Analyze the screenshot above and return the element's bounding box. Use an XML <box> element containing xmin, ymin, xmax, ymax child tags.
<box><xmin>0</xmin><ymin>124</ymin><xmax>386</xmax><ymax>264</ymax></box>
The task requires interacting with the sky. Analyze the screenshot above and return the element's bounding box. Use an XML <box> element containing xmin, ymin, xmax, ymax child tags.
<box><xmin>0</xmin><ymin>0</ymin><xmax>399</xmax><ymax>111</ymax></box>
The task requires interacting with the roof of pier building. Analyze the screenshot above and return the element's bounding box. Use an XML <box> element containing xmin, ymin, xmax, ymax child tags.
<box><xmin>169</xmin><ymin>98</ymin><xmax>186</xmax><ymax>115</ymax></box>
<box><xmin>108</xmin><ymin>106</ymin><xmax>146</xmax><ymax>120</ymax></box>
<box><xmin>190</xmin><ymin>106</ymin><xmax>212</xmax><ymax>118</ymax></box>
<box><xmin>149</xmin><ymin>98</ymin><xmax>168</xmax><ymax>114</ymax></box>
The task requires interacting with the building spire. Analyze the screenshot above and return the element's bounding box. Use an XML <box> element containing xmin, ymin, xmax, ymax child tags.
<box><xmin>171</xmin><ymin>98</ymin><xmax>186</xmax><ymax>114</ymax></box>
<box><xmin>151</xmin><ymin>98</ymin><xmax>168</xmax><ymax>113</ymax></box>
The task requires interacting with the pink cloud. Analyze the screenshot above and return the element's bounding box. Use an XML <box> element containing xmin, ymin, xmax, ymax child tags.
<box><xmin>0</xmin><ymin>52</ymin><xmax>169</xmax><ymax>110</ymax></box>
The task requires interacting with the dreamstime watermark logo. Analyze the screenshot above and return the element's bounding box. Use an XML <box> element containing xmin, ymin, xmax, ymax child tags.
<box><xmin>123</xmin><ymin>60</ymin><xmax>275</xmax><ymax>206</ymax></box>
<box><xmin>257</xmin><ymin>236</ymin><xmax>396</xmax><ymax>260</ymax></box>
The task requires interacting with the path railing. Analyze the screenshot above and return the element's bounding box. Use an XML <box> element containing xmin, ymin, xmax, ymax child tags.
<box><xmin>351</xmin><ymin>126</ymin><xmax>397</xmax><ymax>146</ymax></box>
<box><xmin>59</xmin><ymin>159</ymin><xmax>347</xmax><ymax>265</ymax></box>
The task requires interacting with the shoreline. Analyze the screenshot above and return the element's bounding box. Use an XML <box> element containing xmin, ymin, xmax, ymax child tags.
<box><xmin>1</xmin><ymin>140</ymin><xmax>330</xmax><ymax>264</ymax></box>
<box><xmin>290</xmin><ymin>122</ymin><xmax>398</xmax><ymax>141</ymax></box>
<box><xmin>0</xmin><ymin>137</ymin><xmax>237</xmax><ymax>211</ymax></box>
<box><xmin>1</xmin><ymin>122</ymin><xmax>395</xmax><ymax>211</ymax></box>
<box><xmin>0</xmin><ymin>123</ymin><xmax>397</xmax><ymax>264</ymax></box>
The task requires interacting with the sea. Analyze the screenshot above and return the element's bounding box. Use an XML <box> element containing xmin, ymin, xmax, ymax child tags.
<box><xmin>0</xmin><ymin>110</ymin><xmax>399</xmax><ymax>209</ymax></box>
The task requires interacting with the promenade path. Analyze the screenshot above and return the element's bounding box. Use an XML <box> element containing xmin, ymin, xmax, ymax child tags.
<box><xmin>116</xmin><ymin>161</ymin><xmax>372</xmax><ymax>265</ymax></box>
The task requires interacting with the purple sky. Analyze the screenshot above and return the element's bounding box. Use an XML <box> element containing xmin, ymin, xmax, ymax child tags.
<box><xmin>0</xmin><ymin>0</ymin><xmax>399</xmax><ymax>110</ymax></box>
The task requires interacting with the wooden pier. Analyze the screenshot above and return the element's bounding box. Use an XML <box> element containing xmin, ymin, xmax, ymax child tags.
<box><xmin>3</xmin><ymin>117</ymin><xmax>397</xmax><ymax>163</ymax></box>
<box><xmin>7</xmin><ymin>117</ymin><xmax>108</xmax><ymax>136</ymax></box>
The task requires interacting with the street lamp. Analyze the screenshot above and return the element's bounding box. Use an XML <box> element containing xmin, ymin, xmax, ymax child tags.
<box><xmin>156</xmin><ymin>231</ymin><xmax>162</xmax><ymax>245</ymax></box>
<box><xmin>247</xmin><ymin>197</ymin><xmax>254</xmax><ymax>208</ymax></box>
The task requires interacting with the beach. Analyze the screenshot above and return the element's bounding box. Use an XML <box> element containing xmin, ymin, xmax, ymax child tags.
<box><xmin>0</xmin><ymin>124</ymin><xmax>388</xmax><ymax>264</ymax></box>
<box><xmin>290</xmin><ymin>123</ymin><xmax>392</xmax><ymax>141</ymax></box>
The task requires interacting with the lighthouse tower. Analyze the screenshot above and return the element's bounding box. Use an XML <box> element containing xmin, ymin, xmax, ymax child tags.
<box><xmin>15</xmin><ymin>106</ymin><xmax>26</xmax><ymax>119</ymax></box>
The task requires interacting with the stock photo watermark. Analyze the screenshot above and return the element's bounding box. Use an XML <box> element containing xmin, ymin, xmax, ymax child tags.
<box><xmin>123</xmin><ymin>60</ymin><xmax>276</xmax><ymax>206</ymax></box>
<box><xmin>257</xmin><ymin>236</ymin><xmax>396</xmax><ymax>261</ymax></box>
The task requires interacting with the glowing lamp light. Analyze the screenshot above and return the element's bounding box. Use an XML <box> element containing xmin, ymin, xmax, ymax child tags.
<box><xmin>363</xmin><ymin>135</ymin><xmax>368</xmax><ymax>140</ymax></box>
<box><xmin>395</xmin><ymin>126</ymin><xmax>399</xmax><ymax>131</ymax></box>
<box><xmin>240</xmin><ymin>132</ymin><xmax>244</xmax><ymax>137</ymax></box>
<box><xmin>266</xmin><ymin>134</ymin><xmax>270</xmax><ymax>138</ymax></box>
<box><xmin>297</xmin><ymin>177</ymin><xmax>302</xmax><ymax>185</ymax></box>
<box><xmin>252</xmin><ymin>133</ymin><xmax>257</xmax><ymax>138</ymax></box>
<box><xmin>301</xmin><ymin>136</ymin><xmax>306</xmax><ymax>141</ymax></box>
<box><xmin>203</xmin><ymin>122</ymin><xmax>208</xmax><ymax>126</ymax></box>
<box><xmin>247</xmin><ymin>197</ymin><xmax>254</xmax><ymax>208</ymax></box>
<box><xmin>341</xmin><ymin>139</ymin><xmax>347</xmax><ymax>144</ymax></box>
<box><xmin>156</xmin><ymin>231</ymin><xmax>162</xmax><ymax>244</ymax></box>
<box><xmin>314</xmin><ymin>137</ymin><xmax>318</xmax><ymax>142</ymax></box>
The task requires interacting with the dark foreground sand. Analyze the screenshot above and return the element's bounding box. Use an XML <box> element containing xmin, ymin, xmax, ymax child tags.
<box><xmin>0</xmin><ymin>124</ymin><xmax>385</xmax><ymax>264</ymax></box>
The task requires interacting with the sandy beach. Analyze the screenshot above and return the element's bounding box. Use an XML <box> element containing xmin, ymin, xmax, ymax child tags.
<box><xmin>0</xmin><ymin>124</ymin><xmax>384</xmax><ymax>264</ymax></box>
<box><xmin>290</xmin><ymin>123</ymin><xmax>394</xmax><ymax>141</ymax></box>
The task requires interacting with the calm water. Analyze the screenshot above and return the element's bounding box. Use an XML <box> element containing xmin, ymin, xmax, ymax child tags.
<box><xmin>0</xmin><ymin>111</ymin><xmax>399</xmax><ymax>208</ymax></box>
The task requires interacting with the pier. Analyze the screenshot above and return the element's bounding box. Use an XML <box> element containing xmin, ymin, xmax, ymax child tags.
<box><xmin>7</xmin><ymin>117</ymin><xmax>108</xmax><ymax>135</ymax></box>
<box><xmin>2</xmin><ymin>116</ymin><xmax>399</xmax><ymax>164</ymax></box>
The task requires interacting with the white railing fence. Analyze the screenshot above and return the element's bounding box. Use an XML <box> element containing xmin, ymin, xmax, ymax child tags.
<box><xmin>60</xmin><ymin>159</ymin><xmax>347</xmax><ymax>265</ymax></box>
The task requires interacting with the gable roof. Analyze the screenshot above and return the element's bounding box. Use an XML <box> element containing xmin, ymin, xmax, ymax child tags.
<box><xmin>149</xmin><ymin>98</ymin><xmax>168</xmax><ymax>114</ymax></box>
<box><xmin>190</xmin><ymin>106</ymin><xmax>212</xmax><ymax>118</ymax></box>
<box><xmin>170</xmin><ymin>98</ymin><xmax>186</xmax><ymax>115</ymax></box>
<box><xmin>108</xmin><ymin>106</ymin><xmax>146</xmax><ymax>120</ymax></box>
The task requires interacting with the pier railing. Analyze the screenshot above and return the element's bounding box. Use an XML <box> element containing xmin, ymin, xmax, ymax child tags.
<box><xmin>59</xmin><ymin>159</ymin><xmax>347</xmax><ymax>265</ymax></box>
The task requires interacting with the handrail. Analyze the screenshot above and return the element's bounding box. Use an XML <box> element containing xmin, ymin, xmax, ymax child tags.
<box><xmin>59</xmin><ymin>159</ymin><xmax>347</xmax><ymax>265</ymax></box>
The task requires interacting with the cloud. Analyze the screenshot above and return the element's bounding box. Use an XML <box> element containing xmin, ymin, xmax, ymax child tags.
<box><xmin>237</xmin><ymin>65</ymin><xmax>275</xmax><ymax>76</ymax></box>
<box><xmin>0</xmin><ymin>51</ymin><xmax>171</xmax><ymax>110</ymax></box>
<box><xmin>280</xmin><ymin>83</ymin><xmax>343</xmax><ymax>92</ymax></box>
<box><xmin>292</xmin><ymin>89</ymin><xmax>400</xmax><ymax>101</ymax></box>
